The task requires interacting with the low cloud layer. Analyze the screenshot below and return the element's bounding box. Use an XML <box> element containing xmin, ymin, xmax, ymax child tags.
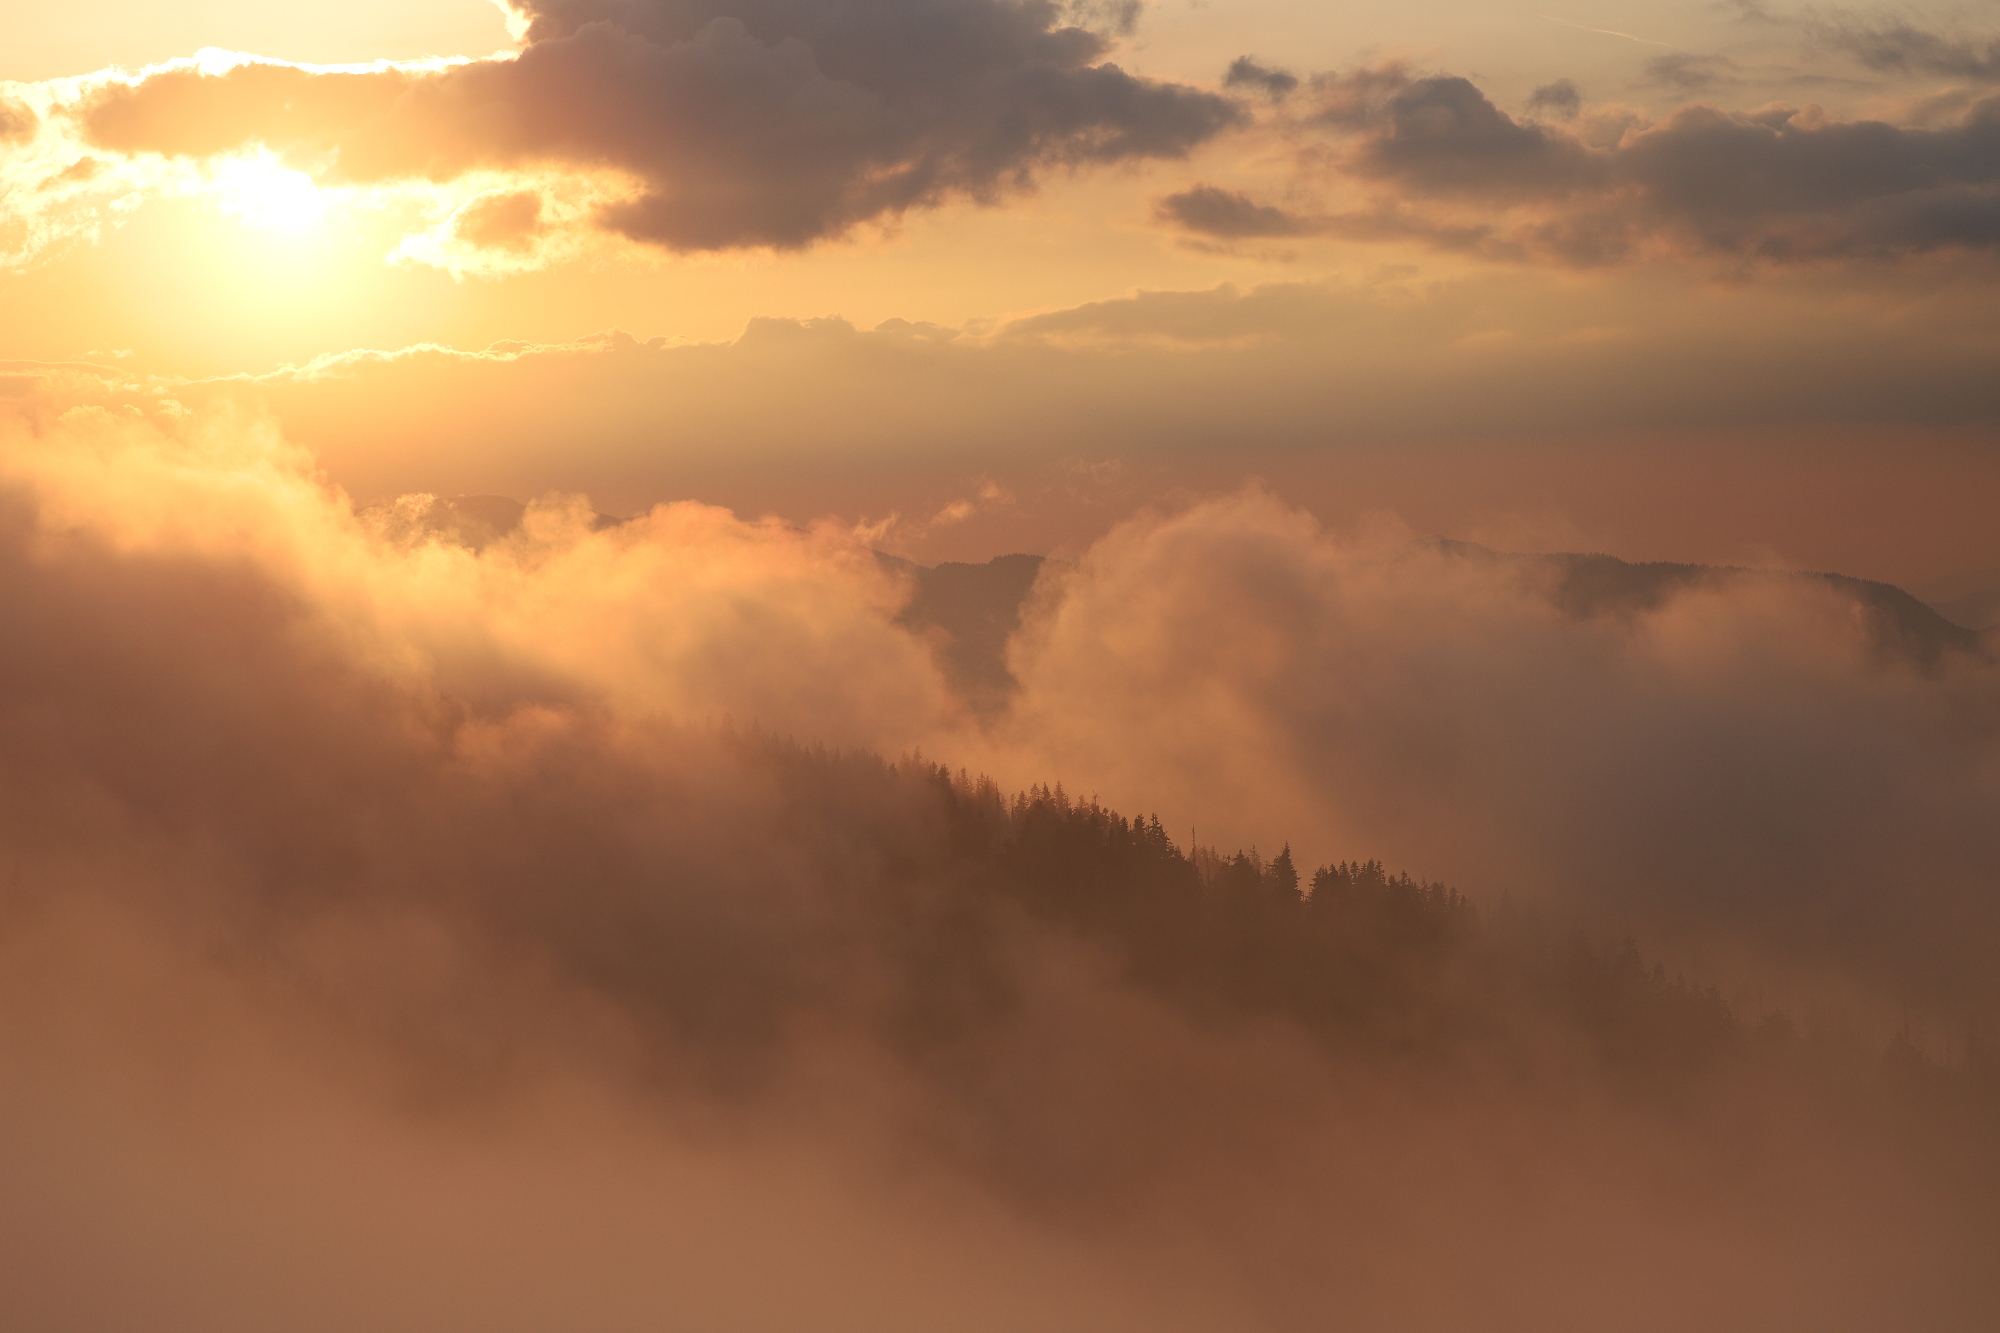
<box><xmin>14</xmin><ymin>262</ymin><xmax>2000</xmax><ymax>588</ymax></box>
<box><xmin>995</xmin><ymin>493</ymin><xmax>2000</xmax><ymax>1013</ymax></box>
<box><xmin>0</xmin><ymin>398</ymin><xmax>1996</xmax><ymax>1327</ymax></box>
<box><xmin>1161</xmin><ymin>60</ymin><xmax>2000</xmax><ymax>264</ymax></box>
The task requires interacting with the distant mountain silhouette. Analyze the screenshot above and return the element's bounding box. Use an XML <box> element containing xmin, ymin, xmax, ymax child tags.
<box><xmin>885</xmin><ymin>552</ymin><xmax>1049</xmax><ymax>712</ymax></box>
<box><xmin>1424</xmin><ymin>539</ymin><xmax>1985</xmax><ymax>669</ymax></box>
<box><xmin>1909</xmin><ymin>566</ymin><xmax>2000</xmax><ymax>633</ymax></box>
<box><xmin>911</xmin><ymin>542</ymin><xmax>1991</xmax><ymax>707</ymax></box>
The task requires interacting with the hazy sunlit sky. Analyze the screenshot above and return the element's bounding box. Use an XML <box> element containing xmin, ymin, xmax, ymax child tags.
<box><xmin>5</xmin><ymin>17</ymin><xmax>2000</xmax><ymax>1324</ymax></box>
<box><xmin>5</xmin><ymin>0</ymin><xmax>1998</xmax><ymax>578</ymax></box>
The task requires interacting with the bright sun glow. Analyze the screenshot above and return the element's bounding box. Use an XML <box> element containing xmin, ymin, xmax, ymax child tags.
<box><xmin>213</xmin><ymin>155</ymin><xmax>326</xmax><ymax>232</ymax></box>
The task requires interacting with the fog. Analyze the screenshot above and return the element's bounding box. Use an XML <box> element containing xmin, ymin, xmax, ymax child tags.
<box><xmin>994</xmin><ymin>490</ymin><xmax>2000</xmax><ymax>1018</ymax></box>
<box><xmin>0</xmin><ymin>401</ymin><xmax>1995</xmax><ymax>1331</ymax></box>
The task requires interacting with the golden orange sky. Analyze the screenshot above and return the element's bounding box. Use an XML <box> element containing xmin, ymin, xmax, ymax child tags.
<box><xmin>4</xmin><ymin>0</ymin><xmax>1998</xmax><ymax>582</ymax></box>
<box><xmin>6</xmin><ymin>11</ymin><xmax>2000</xmax><ymax>1325</ymax></box>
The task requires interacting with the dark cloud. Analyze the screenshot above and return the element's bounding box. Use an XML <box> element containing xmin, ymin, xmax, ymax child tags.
<box><xmin>1192</xmin><ymin>63</ymin><xmax>2000</xmax><ymax>263</ymax></box>
<box><xmin>1644</xmin><ymin>52</ymin><xmax>1739</xmax><ymax>92</ymax></box>
<box><xmin>78</xmin><ymin>0</ymin><xmax>1242</xmax><ymax>251</ymax></box>
<box><xmin>1153</xmin><ymin>184</ymin><xmax>1319</xmax><ymax>238</ymax></box>
<box><xmin>1307</xmin><ymin>69</ymin><xmax>1601</xmax><ymax>196</ymax></box>
<box><xmin>1820</xmin><ymin>19</ymin><xmax>2000</xmax><ymax>83</ymax></box>
<box><xmin>1719</xmin><ymin>0</ymin><xmax>1781</xmax><ymax>23</ymax></box>
<box><xmin>1526</xmin><ymin>78</ymin><xmax>1582</xmax><ymax>119</ymax></box>
<box><xmin>1151</xmin><ymin>187</ymin><xmax>1515</xmax><ymax>252</ymax></box>
<box><xmin>1065</xmin><ymin>0</ymin><xmax>1144</xmax><ymax>37</ymax></box>
<box><xmin>1223</xmin><ymin>56</ymin><xmax>1298</xmax><ymax>101</ymax></box>
<box><xmin>1613</xmin><ymin>98</ymin><xmax>2000</xmax><ymax>257</ymax></box>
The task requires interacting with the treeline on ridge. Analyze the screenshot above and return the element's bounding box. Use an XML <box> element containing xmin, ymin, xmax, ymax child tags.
<box><xmin>702</xmin><ymin>737</ymin><xmax>1988</xmax><ymax>1114</ymax></box>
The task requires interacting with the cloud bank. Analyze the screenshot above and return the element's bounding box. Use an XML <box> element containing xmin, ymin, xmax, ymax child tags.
<box><xmin>1162</xmin><ymin>61</ymin><xmax>2000</xmax><ymax>264</ymax></box>
<box><xmin>996</xmin><ymin>493</ymin><xmax>2000</xmax><ymax>1010</ymax></box>
<box><xmin>17</xmin><ymin>257</ymin><xmax>2000</xmax><ymax>585</ymax></box>
<box><xmin>0</xmin><ymin>398</ymin><xmax>1996</xmax><ymax>1327</ymax></box>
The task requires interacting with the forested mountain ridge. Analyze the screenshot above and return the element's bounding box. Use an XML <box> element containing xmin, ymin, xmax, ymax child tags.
<box><xmin>1502</xmin><ymin>545</ymin><xmax>1983</xmax><ymax>666</ymax></box>
<box><xmin>1908</xmin><ymin>565</ymin><xmax>2000</xmax><ymax>633</ymax></box>
<box><xmin>641</xmin><ymin>735</ymin><xmax>1994</xmax><ymax>1136</ymax></box>
<box><xmin>791</xmin><ymin>748</ymin><xmax>1999</xmax><ymax>1231</ymax></box>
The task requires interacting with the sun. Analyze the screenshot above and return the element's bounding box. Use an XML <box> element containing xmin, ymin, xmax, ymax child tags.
<box><xmin>212</xmin><ymin>154</ymin><xmax>327</xmax><ymax>232</ymax></box>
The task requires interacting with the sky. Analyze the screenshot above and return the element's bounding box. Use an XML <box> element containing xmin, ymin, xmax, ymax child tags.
<box><xmin>4</xmin><ymin>0</ymin><xmax>1999</xmax><ymax>578</ymax></box>
<box><xmin>4</xmin><ymin>5</ymin><xmax>2000</xmax><ymax>1327</ymax></box>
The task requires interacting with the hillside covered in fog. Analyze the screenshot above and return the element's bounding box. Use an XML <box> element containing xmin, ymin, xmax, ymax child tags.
<box><xmin>12</xmin><ymin>0</ymin><xmax>2000</xmax><ymax>1323</ymax></box>
<box><xmin>389</xmin><ymin>495</ymin><xmax>1993</xmax><ymax>707</ymax></box>
<box><xmin>0</xmin><ymin>428</ymin><xmax>1990</xmax><ymax>1332</ymax></box>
